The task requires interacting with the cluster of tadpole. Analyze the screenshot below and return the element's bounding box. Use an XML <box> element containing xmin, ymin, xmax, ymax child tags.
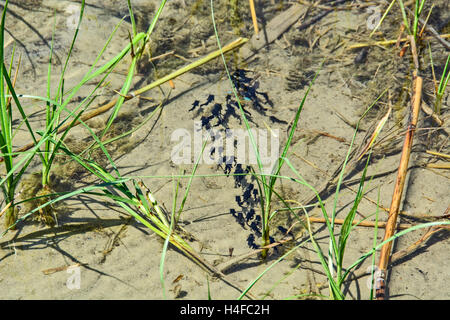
<box><xmin>189</xmin><ymin>70</ymin><xmax>277</xmax><ymax>249</ymax></box>
<box><xmin>228</xmin><ymin>164</ymin><xmax>277</xmax><ymax>250</ymax></box>
<box><xmin>229</xmin><ymin>164</ymin><xmax>262</xmax><ymax>249</ymax></box>
<box><xmin>189</xmin><ymin>69</ymin><xmax>273</xmax><ymax>130</ymax></box>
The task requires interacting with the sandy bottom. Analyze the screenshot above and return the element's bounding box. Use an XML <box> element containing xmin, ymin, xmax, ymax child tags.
<box><xmin>0</xmin><ymin>0</ymin><xmax>449</xmax><ymax>300</ymax></box>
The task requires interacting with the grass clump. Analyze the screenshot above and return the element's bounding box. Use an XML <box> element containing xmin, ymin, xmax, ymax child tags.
<box><xmin>0</xmin><ymin>0</ymin><xmax>162</xmax><ymax>228</ymax></box>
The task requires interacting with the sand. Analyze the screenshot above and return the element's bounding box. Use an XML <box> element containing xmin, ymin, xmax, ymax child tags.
<box><xmin>0</xmin><ymin>0</ymin><xmax>449</xmax><ymax>300</ymax></box>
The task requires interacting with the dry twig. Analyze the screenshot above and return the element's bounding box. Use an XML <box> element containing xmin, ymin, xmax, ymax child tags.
<box><xmin>376</xmin><ymin>36</ymin><xmax>423</xmax><ymax>300</ymax></box>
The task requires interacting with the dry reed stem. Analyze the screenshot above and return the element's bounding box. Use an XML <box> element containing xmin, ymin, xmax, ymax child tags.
<box><xmin>388</xmin><ymin>226</ymin><xmax>444</xmax><ymax>263</ymax></box>
<box><xmin>426</xmin><ymin>163</ymin><xmax>450</xmax><ymax>169</ymax></box>
<box><xmin>240</xmin><ymin>3</ymin><xmax>306</xmax><ymax>60</ymax></box>
<box><xmin>425</xmin><ymin>150</ymin><xmax>450</xmax><ymax>159</ymax></box>
<box><xmin>421</xmin><ymin>100</ymin><xmax>444</xmax><ymax>127</ymax></box>
<box><xmin>249</xmin><ymin>0</ymin><xmax>259</xmax><ymax>39</ymax></box>
<box><xmin>306</xmin><ymin>216</ymin><xmax>450</xmax><ymax>230</ymax></box>
<box><xmin>0</xmin><ymin>201</ymin><xmax>11</xmax><ymax>218</ymax></box>
<box><xmin>42</xmin><ymin>263</ymin><xmax>81</xmax><ymax>275</ymax></box>
<box><xmin>148</xmin><ymin>50</ymin><xmax>175</xmax><ymax>62</ymax></box>
<box><xmin>347</xmin><ymin>34</ymin><xmax>450</xmax><ymax>50</ymax></box>
<box><xmin>376</xmin><ymin>37</ymin><xmax>423</xmax><ymax>299</ymax></box>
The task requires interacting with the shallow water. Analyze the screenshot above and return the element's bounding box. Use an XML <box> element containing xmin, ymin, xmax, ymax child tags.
<box><xmin>0</xmin><ymin>0</ymin><xmax>449</xmax><ymax>300</ymax></box>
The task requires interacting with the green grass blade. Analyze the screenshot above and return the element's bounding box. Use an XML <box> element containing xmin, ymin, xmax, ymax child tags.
<box><xmin>210</xmin><ymin>0</ymin><xmax>264</xmax><ymax>180</ymax></box>
<box><xmin>160</xmin><ymin>178</ymin><xmax>178</xmax><ymax>299</ymax></box>
<box><xmin>369</xmin><ymin>188</ymin><xmax>381</xmax><ymax>300</ymax></box>
<box><xmin>144</xmin><ymin>0</ymin><xmax>167</xmax><ymax>42</ymax></box>
<box><xmin>54</xmin><ymin>0</ymin><xmax>85</xmax><ymax>103</ymax></box>
<box><xmin>237</xmin><ymin>236</ymin><xmax>312</xmax><ymax>300</ymax></box>
<box><xmin>303</xmin><ymin>208</ymin><xmax>344</xmax><ymax>299</ymax></box>
<box><xmin>397</xmin><ymin>0</ymin><xmax>412</xmax><ymax>35</ymax></box>
<box><xmin>207</xmin><ymin>277</ymin><xmax>212</xmax><ymax>300</ymax></box>
<box><xmin>82</xmin><ymin>98</ymin><xmax>163</xmax><ymax>156</ymax></box>
<box><xmin>281</xmin><ymin>157</ymin><xmax>343</xmax><ymax>298</ymax></box>
<box><xmin>43</xmin><ymin>71</ymin><xmax>115</xmax><ymax>180</ymax></box>
<box><xmin>50</xmin><ymin>32</ymin><xmax>145</xmax><ymax>135</ymax></box>
<box><xmin>101</xmin><ymin>56</ymin><xmax>137</xmax><ymax>139</ymax></box>
<box><xmin>437</xmin><ymin>54</ymin><xmax>450</xmax><ymax>95</ymax></box>
<box><xmin>268</xmin><ymin>63</ymin><xmax>323</xmax><ymax>194</ymax></box>
<box><xmin>176</xmin><ymin>138</ymin><xmax>207</xmax><ymax>220</ymax></box>
<box><xmin>0</xmin><ymin>1</ymin><xmax>12</xmax><ymax>177</ymax></box>
<box><xmin>369</xmin><ymin>0</ymin><xmax>396</xmax><ymax>38</ymax></box>
<box><xmin>336</xmin><ymin>155</ymin><xmax>371</xmax><ymax>279</ymax></box>
<box><xmin>127</xmin><ymin>0</ymin><xmax>137</xmax><ymax>37</ymax></box>
<box><xmin>342</xmin><ymin>221</ymin><xmax>450</xmax><ymax>282</ymax></box>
